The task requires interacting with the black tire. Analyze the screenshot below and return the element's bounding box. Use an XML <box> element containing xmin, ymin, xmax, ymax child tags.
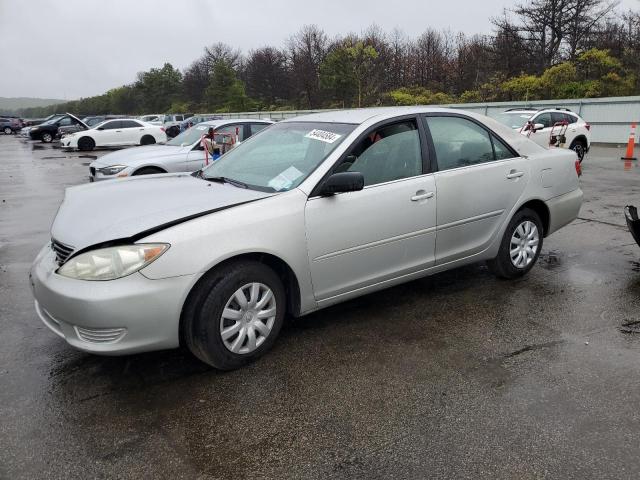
<box><xmin>77</xmin><ymin>137</ymin><xmax>95</xmax><ymax>151</ymax></box>
<box><xmin>183</xmin><ymin>260</ymin><xmax>286</xmax><ymax>370</ymax></box>
<box><xmin>140</xmin><ymin>135</ymin><xmax>156</xmax><ymax>146</ymax></box>
<box><xmin>487</xmin><ymin>208</ymin><xmax>543</xmax><ymax>279</ymax></box>
<box><xmin>3</xmin><ymin>127</ymin><xmax>12</xmax><ymax>135</ymax></box>
<box><xmin>41</xmin><ymin>132</ymin><xmax>53</xmax><ymax>143</ymax></box>
<box><xmin>570</xmin><ymin>139</ymin><xmax>586</xmax><ymax>163</ymax></box>
<box><xmin>132</xmin><ymin>166</ymin><xmax>166</xmax><ymax>176</ymax></box>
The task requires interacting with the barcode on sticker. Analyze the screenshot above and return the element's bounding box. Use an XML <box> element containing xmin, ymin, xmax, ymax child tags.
<box><xmin>305</xmin><ymin>129</ymin><xmax>342</xmax><ymax>144</ymax></box>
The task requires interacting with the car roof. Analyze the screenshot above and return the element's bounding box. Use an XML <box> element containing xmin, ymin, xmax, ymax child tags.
<box><xmin>284</xmin><ymin>106</ymin><xmax>545</xmax><ymax>157</ymax></box>
<box><xmin>199</xmin><ymin>118</ymin><xmax>274</xmax><ymax>127</ymax></box>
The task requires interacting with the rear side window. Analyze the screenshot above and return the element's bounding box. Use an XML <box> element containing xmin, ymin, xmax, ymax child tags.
<box><xmin>492</xmin><ymin>135</ymin><xmax>515</xmax><ymax>160</ymax></box>
<box><xmin>565</xmin><ymin>113</ymin><xmax>578</xmax><ymax>124</ymax></box>
<box><xmin>250</xmin><ymin>123</ymin><xmax>269</xmax><ymax>136</ymax></box>
<box><xmin>425</xmin><ymin>116</ymin><xmax>496</xmax><ymax>170</ymax></box>
<box><xmin>121</xmin><ymin>120</ymin><xmax>141</xmax><ymax>128</ymax></box>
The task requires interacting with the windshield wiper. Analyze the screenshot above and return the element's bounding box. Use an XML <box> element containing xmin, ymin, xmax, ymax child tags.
<box><xmin>205</xmin><ymin>176</ymin><xmax>249</xmax><ymax>189</ymax></box>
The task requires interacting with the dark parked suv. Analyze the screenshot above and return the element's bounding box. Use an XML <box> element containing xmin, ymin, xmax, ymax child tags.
<box><xmin>0</xmin><ymin>117</ymin><xmax>23</xmax><ymax>134</ymax></box>
<box><xmin>29</xmin><ymin>113</ymin><xmax>87</xmax><ymax>143</ymax></box>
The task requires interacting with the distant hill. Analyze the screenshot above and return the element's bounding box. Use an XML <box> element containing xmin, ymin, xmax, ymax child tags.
<box><xmin>0</xmin><ymin>97</ymin><xmax>67</xmax><ymax>113</ymax></box>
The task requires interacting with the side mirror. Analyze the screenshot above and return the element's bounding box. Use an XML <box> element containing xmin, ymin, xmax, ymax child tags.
<box><xmin>319</xmin><ymin>172</ymin><xmax>364</xmax><ymax>196</ymax></box>
<box><xmin>97</xmin><ymin>127</ymin><xmax>104</xmax><ymax>130</ymax></box>
<box><xmin>533</xmin><ymin>123</ymin><xmax>545</xmax><ymax>132</ymax></box>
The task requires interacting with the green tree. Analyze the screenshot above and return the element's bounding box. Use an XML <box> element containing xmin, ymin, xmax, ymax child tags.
<box><xmin>205</xmin><ymin>61</ymin><xmax>254</xmax><ymax>112</ymax></box>
<box><xmin>135</xmin><ymin>63</ymin><xmax>183</xmax><ymax>112</ymax></box>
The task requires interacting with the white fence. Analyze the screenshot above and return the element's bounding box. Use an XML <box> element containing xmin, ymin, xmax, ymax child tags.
<box><xmin>215</xmin><ymin>95</ymin><xmax>640</xmax><ymax>144</ymax></box>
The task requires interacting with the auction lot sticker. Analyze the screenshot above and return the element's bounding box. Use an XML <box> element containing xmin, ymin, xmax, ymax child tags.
<box><xmin>305</xmin><ymin>129</ymin><xmax>342</xmax><ymax>144</ymax></box>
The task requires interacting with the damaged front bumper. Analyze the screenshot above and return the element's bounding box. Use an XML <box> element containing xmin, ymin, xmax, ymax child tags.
<box><xmin>625</xmin><ymin>205</ymin><xmax>640</xmax><ymax>247</ymax></box>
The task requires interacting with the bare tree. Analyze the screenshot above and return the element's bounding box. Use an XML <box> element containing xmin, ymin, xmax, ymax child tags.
<box><xmin>287</xmin><ymin>25</ymin><xmax>328</xmax><ymax>108</ymax></box>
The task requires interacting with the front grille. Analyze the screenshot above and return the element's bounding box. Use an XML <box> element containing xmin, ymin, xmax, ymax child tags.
<box><xmin>75</xmin><ymin>326</ymin><xmax>126</xmax><ymax>344</ymax></box>
<box><xmin>51</xmin><ymin>239</ymin><xmax>74</xmax><ymax>265</ymax></box>
<box><xmin>89</xmin><ymin>167</ymin><xmax>96</xmax><ymax>176</ymax></box>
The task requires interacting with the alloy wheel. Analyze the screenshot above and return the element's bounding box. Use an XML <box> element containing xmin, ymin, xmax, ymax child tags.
<box><xmin>219</xmin><ymin>282</ymin><xmax>277</xmax><ymax>354</ymax></box>
<box><xmin>510</xmin><ymin>220</ymin><xmax>539</xmax><ymax>268</ymax></box>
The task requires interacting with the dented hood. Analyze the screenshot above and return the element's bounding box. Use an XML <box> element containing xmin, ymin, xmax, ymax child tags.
<box><xmin>51</xmin><ymin>173</ymin><xmax>271</xmax><ymax>251</ymax></box>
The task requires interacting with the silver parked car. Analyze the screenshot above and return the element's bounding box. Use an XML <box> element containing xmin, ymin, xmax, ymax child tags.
<box><xmin>88</xmin><ymin>119</ymin><xmax>273</xmax><ymax>181</ymax></box>
<box><xmin>30</xmin><ymin>107</ymin><xmax>583</xmax><ymax>370</ymax></box>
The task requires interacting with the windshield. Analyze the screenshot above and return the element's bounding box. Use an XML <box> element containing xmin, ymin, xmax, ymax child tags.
<box><xmin>166</xmin><ymin>123</ymin><xmax>219</xmax><ymax>146</ymax></box>
<box><xmin>201</xmin><ymin>121</ymin><xmax>356</xmax><ymax>192</ymax></box>
<box><xmin>496</xmin><ymin>112</ymin><xmax>533</xmax><ymax>129</ymax></box>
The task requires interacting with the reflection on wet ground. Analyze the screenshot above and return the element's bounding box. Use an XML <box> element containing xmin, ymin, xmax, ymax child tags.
<box><xmin>2</xmin><ymin>137</ymin><xmax>640</xmax><ymax>479</ymax></box>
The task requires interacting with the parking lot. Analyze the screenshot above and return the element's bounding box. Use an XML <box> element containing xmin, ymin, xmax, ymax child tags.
<box><xmin>1</xmin><ymin>134</ymin><xmax>640</xmax><ymax>479</ymax></box>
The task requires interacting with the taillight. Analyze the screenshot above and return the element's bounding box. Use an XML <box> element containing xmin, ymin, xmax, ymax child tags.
<box><xmin>585</xmin><ymin>123</ymin><xmax>590</xmax><ymax>131</ymax></box>
<box><xmin>160</xmin><ymin>127</ymin><xmax>165</xmax><ymax>132</ymax></box>
<box><xmin>575</xmin><ymin>159</ymin><xmax>582</xmax><ymax>177</ymax></box>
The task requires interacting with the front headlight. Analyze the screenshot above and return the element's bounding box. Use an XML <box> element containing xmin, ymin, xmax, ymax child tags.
<box><xmin>57</xmin><ymin>244</ymin><xmax>169</xmax><ymax>281</ymax></box>
<box><xmin>98</xmin><ymin>165</ymin><xmax>127</xmax><ymax>176</ymax></box>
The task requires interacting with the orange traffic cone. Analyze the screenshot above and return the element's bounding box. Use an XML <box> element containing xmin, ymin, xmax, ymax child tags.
<box><xmin>621</xmin><ymin>123</ymin><xmax>638</xmax><ymax>160</ymax></box>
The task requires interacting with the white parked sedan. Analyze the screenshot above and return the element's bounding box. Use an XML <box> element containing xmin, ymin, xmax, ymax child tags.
<box><xmin>60</xmin><ymin>119</ymin><xmax>167</xmax><ymax>151</ymax></box>
<box><xmin>30</xmin><ymin>107</ymin><xmax>582</xmax><ymax>370</ymax></box>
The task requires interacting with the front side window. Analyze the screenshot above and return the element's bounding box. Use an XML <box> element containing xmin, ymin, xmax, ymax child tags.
<box><xmin>100</xmin><ymin>121</ymin><xmax>121</xmax><ymax>130</ymax></box>
<box><xmin>216</xmin><ymin>124</ymin><xmax>246</xmax><ymax>142</ymax></box>
<box><xmin>425</xmin><ymin>116</ymin><xmax>496</xmax><ymax>170</ymax></box>
<box><xmin>535</xmin><ymin>113</ymin><xmax>553</xmax><ymax>128</ymax></box>
<box><xmin>202</xmin><ymin>121</ymin><xmax>355</xmax><ymax>192</ymax></box>
<box><xmin>57</xmin><ymin>117</ymin><xmax>73</xmax><ymax>126</ymax></box>
<box><xmin>333</xmin><ymin>120</ymin><xmax>422</xmax><ymax>186</ymax></box>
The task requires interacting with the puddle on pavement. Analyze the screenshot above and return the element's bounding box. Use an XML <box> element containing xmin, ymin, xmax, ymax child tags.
<box><xmin>539</xmin><ymin>251</ymin><xmax>563</xmax><ymax>270</ymax></box>
<box><xmin>31</xmin><ymin>144</ymin><xmax>44</xmax><ymax>150</ymax></box>
<box><xmin>78</xmin><ymin>155</ymin><xmax>97</xmax><ymax>160</ymax></box>
<box><xmin>42</xmin><ymin>156</ymin><xmax>68</xmax><ymax>160</ymax></box>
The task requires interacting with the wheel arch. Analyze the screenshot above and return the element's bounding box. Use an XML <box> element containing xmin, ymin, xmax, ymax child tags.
<box><xmin>178</xmin><ymin>252</ymin><xmax>302</xmax><ymax>345</ymax></box>
<box><xmin>570</xmin><ymin>134</ymin><xmax>588</xmax><ymax>147</ymax></box>
<box><xmin>132</xmin><ymin>165</ymin><xmax>167</xmax><ymax>175</ymax></box>
<box><xmin>516</xmin><ymin>199</ymin><xmax>550</xmax><ymax>237</ymax></box>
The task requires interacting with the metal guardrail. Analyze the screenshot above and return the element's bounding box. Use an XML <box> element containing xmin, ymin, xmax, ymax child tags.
<box><xmin>214</xmin><ymin>96</ymin><xmax>640</xmax><ymax>144</ymax></box>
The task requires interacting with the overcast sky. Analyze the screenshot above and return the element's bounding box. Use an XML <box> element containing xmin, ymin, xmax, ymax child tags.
<box><xmin>0</xmin><ymin>0</ymin><xmax>637</xmax><ymax>99</ymax></box>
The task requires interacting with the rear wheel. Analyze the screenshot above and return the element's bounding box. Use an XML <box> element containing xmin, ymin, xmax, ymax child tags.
<box><xmin>3</xmin><ymin>127</ymin><xmax>12</xmax><ymax>135</ymax></box>
<box><xmin>132</xmin><ymin>166</ymin><xmax>165</xmax><ymax>176</ymax></box>
<box><xmin>77</xmin><ymin>137</ymin><xmax>95</xmax><ymax>151</ymax></box>
<box><xmin>570</xmin><ymin>139</ymin><xmax>586</xmax><ymax>163</ymax></box>
<box><xmin>140</xmin><ymin>135</ymin><xmax>156</xmax><ymax>146</ymax></box>
<box><xmin>183</xmin><ymin>260</ymin><xmax>286</xmax><ymax>370</ymax></box>
<box><xmin>487</xmin><ymin>208</ymin><xmax>543</xmax><ymax>279</ymax></box>
<box><xmin>41</xmin><ymin>132</ymin><xmax>53</xmax><ymax>143</ymax></box>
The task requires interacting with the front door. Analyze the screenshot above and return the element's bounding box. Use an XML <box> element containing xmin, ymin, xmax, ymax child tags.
<box><xmin>423</xmin><ymin>114</ymin><xmax>530</xmax><ymax>265</ymax></box>
<box><xmin>305</xmin><ymin>118</ymin><xmax>437</xmax><ymax>302</ymax></box>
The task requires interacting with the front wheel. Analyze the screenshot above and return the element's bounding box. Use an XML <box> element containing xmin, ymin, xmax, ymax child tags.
<box><xmin>41</xmin><ymin>132</ymin><xmax>53</xmax><ymax>143</ymax></box>
<box><xmin>3</xmin><ymin>127</ymin><xmax>12</xmax><ymax>135</ymax></box>
<box><xmin>183</xmin><ymin>261</ymin><xmax>286</xmax><ymax>370</ymax></box>
<box><xmin>487</xmin><ymin>208</ymin><xmax>543</xmax><ymax>279</ymax></box>
<box><xmin>77</xmin><ymin>137</ymin><xmax>95</xmax><ymax>151</ymax></box>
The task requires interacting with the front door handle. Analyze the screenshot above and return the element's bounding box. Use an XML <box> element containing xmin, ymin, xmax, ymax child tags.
<box><xmin>506</xmin><ymin>170</ymin><xmax>524</xmax><ymax>179</ymax></box>
<box><xmin>411</xmin><ymin>191</ymin><xmax>435</xmax><ymax>202</ymax></box>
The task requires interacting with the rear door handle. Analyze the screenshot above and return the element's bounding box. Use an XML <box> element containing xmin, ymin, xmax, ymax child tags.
<box><xmin>506</xmin><ymin>170</ymin><xmax>524</xmax><ymax>179</ymax></box>
<box><xmin>411</xmin><ymin>191</ymin><xmax>435</xmax><ymax>202</ymax></box>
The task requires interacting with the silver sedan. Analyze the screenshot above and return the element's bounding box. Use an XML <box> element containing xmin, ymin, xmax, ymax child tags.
<box><xmin>31</xmin><ymin>107</ymin><xmax>583</xmax><ymax>369</ymax></box>
<box><xmin>88</xmin><ymin>118</ymin><xmax>273</xmax><ymax>181</ymax></box>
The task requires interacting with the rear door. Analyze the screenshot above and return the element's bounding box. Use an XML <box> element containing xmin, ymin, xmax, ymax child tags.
<box><xmin>119</xmin><ymin>120</ymin><xmax>145</xmax><ymax>144</ymax></box>
<box><xmin>423</xmin><ymin>114</ymin><xmax>530</xmax><ymax>265</ymax></box>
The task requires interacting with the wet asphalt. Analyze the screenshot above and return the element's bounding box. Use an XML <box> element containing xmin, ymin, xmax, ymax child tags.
<box><xmin>1</xmin><ymin>134</ymin><xmax>640</xmax><ymax>479</ymax></box>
